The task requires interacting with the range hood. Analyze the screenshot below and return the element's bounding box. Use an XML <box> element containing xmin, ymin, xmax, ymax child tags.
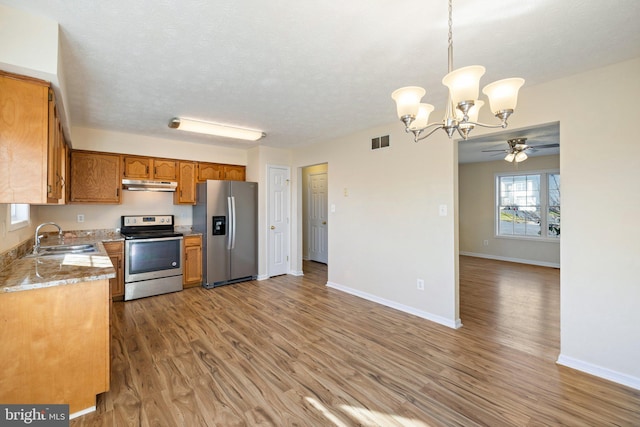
<box><xmin>122</xmin><ymin>179</ymin><xmax>178</xmax><ymax>192</ymax></box>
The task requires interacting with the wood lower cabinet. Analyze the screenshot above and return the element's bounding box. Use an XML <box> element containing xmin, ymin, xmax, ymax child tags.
<box><xmin>183</xmin><ymin>235</ymin><xmax>203</xmax><ymax>288</ymax></box>
<box><xmin>69</xmin><ymin>150</ymin><xmax>121</xmax><ymax>203</ymax></box>
<box><xmin>103</xmin><ymin>241</ymin><xmax>124</xmax><ymax>300</ymax></box>
<box><xmin>175</xmin><ymin>161</ymin><xmax>197</xmax><ymax>204</ymax></box>
<box><xmin>0</xmin><ymin>280</ymin><xmax>110</xmax><ymax>414</ymax></box>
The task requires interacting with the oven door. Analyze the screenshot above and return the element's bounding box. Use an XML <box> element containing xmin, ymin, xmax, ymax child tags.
<box><xmin>124</xmin><ymin>236</ymin><xmax>183</xmax><ymax>283</ymax></box>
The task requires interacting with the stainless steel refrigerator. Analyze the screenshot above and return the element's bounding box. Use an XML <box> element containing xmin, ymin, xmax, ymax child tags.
<box><xmin>193</xmin><ymin>180</ymin><xmax>258</xmax><ymax>288</ymax></box>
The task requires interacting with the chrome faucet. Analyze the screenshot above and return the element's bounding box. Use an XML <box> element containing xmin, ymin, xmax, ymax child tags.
<box><xmin>33</xmin><ymin>222</ymin><xmax>63</xmax><ymax>254</ymax></box>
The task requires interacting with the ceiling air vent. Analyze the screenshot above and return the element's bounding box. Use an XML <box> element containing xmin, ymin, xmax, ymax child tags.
<box><xmin>371</xmin><ymin>135</ymin><xmax>390</xmax><ymax>150</ymax></box>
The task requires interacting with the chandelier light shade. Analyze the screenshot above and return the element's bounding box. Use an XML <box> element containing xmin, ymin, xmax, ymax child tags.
<box><xmin>168</xmin><ymin>117</ymin><xmax>266</xmax><ymax>141</ymax></box>
<box><xmin>391</xmin><ymin>87</ymin><xmax>426</xmax><ymax>121</ymax></box>
<box><xmin>409</xmin><ymin>103</ymin><xmax>436</xmax><ymax>130</ymax></box>
<box><xmin>391</xmin><ymin>0</ymin><xmax>525</xmax><ymax>142</ymax></box>
<box><xmin>482</xmin><ymin>78</ymin><xmax>525</xmax><ymax>116</ymax></box>
<box><xmin>441</xmin><ymin>65</ymin><xmax>485</xmax><ymax>108</ymax></box>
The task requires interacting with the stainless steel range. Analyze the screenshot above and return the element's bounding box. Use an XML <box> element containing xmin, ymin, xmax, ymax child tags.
<box><xmin>120</xmin><ymin>215</ymin><xmax>183</xmax><ymax>301</ymax></box>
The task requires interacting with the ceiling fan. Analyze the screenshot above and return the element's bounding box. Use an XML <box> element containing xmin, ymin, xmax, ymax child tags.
<box><xmin>482</xmin><ymin>137</ymin><xmax>559</xmax><ymax>162</ymax></box>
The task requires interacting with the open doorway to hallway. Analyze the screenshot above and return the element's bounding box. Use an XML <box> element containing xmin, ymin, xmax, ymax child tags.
<box><xmin>302</xmin><ymin>164</ymin><xmax>328</xmax><ymax>267</ymax></box>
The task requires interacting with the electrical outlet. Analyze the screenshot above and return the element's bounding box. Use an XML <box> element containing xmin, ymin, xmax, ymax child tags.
<box><xmin>77</xmin><ymin>214</ymin><xmax>85</xmax><ymax>223</ymax></box>
<box><xmin>417</xmin><ymin>279</ymin><xmax>425</xmax><ymax>290</ymax></box>
<box><xmin>483</xmin><ymin>239</ymin><xmax>489</xmax><ymax>246</ymax></box>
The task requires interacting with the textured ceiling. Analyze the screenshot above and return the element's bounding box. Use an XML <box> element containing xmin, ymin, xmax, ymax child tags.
<box><xmin>2</xmin><ymin>0</ymin><xmax>640</xmax><ymax>150</ymax></box>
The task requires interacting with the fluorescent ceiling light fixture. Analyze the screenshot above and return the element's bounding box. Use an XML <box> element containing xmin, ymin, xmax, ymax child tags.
<box><xmin>169</xmin><ymin>118</ymin><xmax>265</xmax><ymax>141</ymax></box>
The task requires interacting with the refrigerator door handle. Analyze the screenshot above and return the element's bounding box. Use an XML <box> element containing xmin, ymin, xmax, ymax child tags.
<box><xmin>227</xmin><ymin>196</ymin><xmax>233</xmax><ymax>250</ymax></box>
<box><xmin>230</xmin><ymin>196</ymin><xmax>237</xmax><ymax>249</ymax></box>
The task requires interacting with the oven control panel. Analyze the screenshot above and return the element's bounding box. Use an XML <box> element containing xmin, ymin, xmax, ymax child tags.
<box><xmin>122</xmin><ymin>215</ymin><xmax>174</xmax><ymax>226</ymax></box>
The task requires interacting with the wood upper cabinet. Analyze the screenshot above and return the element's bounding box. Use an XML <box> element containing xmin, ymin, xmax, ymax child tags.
<box><xmin>197</xmin><ymin>162</ymin><xmax>222</xmax><ymax>182</ymax></box>
<box><xmin>122</xmin><ymin>156</ymin><xmax>151</xmax><ymax>179</ymax></box>
<box><xmin>174</xmin><ymin>161</ymin><xmax>196</xmax><ymax>204</ymax></box>
<box><xmin>122</xmin><ymin>156</ymin><xmax>177</xmax><ymax>180</ymax></box>
<box><xmin>197</xmin><ymin>162</ymin><xmax>246</xmax><ymax>182</ymax></box>
<box><xmin>222</xmin><ymin>164</ymin><xmax>246</xmax><ymax>181</ymax></box>
<box><xmin>153</xmin><ymin>159</ymin><xmax>178</xmax><ymax>180</ymax></box>
<box><xmin>183</xmin><ymin>235</ymin><xmax>203</xmax><ymax>288</ymax></box>
<box><xmin>69</xmin><ymin>150</ymin><xmax>121</xmax><ymax>203</ymax></box>
<box><xmin>103</xmin><ymin>241</ymin><xmax>124</xmax><ymax>300</ymax></box>
<box><xmin>0</xmin><ymin>71</ymin><xmax>67</xmax><ymax>204</ymax></box>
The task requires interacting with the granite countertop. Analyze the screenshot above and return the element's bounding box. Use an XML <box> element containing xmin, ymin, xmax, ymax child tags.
<box><xmin>0</xmin><ymin>234</ymin><xmax>118</xmax><ymax>294</ymax></box>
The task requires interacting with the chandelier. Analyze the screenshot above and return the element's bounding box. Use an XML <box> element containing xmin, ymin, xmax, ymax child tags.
<box><xmin>391</xmin><ymin>0</ymin><xmax>525</xmax><ymax>142</ymax></box>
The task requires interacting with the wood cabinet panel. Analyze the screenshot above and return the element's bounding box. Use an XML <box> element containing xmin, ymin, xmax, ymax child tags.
<box><xmin>175</xmin><ymin>161</ymin><xmax>196</xmax><ymax>204</ymax></box>
<box><xmin>0</xmin><ymin>71</ymin><xmax>65</xmax><ymax>204</ymax></box>
<box><xmin>153</xmin><ymin>159</ymin><xmax>177</xmax><ymax>180</ymax></box>
<box><xmin>197</xmin><ymin>162</ymin><xmax>246</xmax><ymax>182</ymax></box>
<box><xmin>69</xmin><ymin>150</ymin><xmax>121</xmax><ymax>203</ymax></box>
<box><xmin>197</xmin><ymin>162</ymin><xmax>223</xmax><ymax>182</ymax></box>
<box><xmin>122</xmin><ymin>156</ymin><xmax>150</xmax><ymax>179</ymax></box>
<box><xmin>183</xmin><ymin>235</ymin><xmax>202</xmax><ymax>288</ymax></box>
<box><xmin>103</xmin><ymin>241</ymin><xmax>124</xmax><ymax>300</ymax></box>
<box><xmin>0</xmin><ymin>280</ymin><xmax>110</xmax><ymax>414</ymax></box>
<box><xmin>122</xmin><ymin>156</ymin><xmax>177</xmax><ymax>181</ymax></box>
<box><xmin>223</xmin><ymin>164</ymin><xmax>246</xmax><ymax>181</ymax></box>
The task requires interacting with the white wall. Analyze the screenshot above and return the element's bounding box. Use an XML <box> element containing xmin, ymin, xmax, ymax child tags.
<box><xmin>460</xmin><ymin>57</ymin><xmax>640</xmax><ymax>388</ymax></box>
<box><xmin>459</xmin><ymin>155</ymin><xmax>560</xmax><ymax>267</ymax></box>
<box><xmin>0</xmin><ymin>5</ymin><xmax>58</xmax><ymax>77</ymax></box>
<box><xmin>247</xmin><ymin>145</ymin><xmax>293</xmax><ymax>279</ymax></box>
<box><xmin>70</xmin><ymin>127</ymin><xmax>248</xmax><ymax>164</ymax></box>
<box><xmin>292</xmin><ymin>124</ymin><xmax>459</xmax><ymax>328</ymax></box>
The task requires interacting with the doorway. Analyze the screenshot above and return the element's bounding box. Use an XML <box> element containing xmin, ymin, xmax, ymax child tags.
<box><xmin>302</xmin><ymin>164</ymin><xmax>328</xmax><ymax>264</ymax></box>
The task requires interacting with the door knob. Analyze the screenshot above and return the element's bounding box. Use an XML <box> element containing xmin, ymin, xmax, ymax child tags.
<box><xmin>270</xmin><ymin>225</ymin><xmax>276</xmax><ymax>230</ymax></box>
<box><xmin>322</xmin><ymin>221</ymin><xmax>327</xmax><ymax>225</ymax></box>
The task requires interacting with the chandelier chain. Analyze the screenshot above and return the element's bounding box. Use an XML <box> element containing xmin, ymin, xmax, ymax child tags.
<box><xmin>447</xmin><ymin>0</ymin><xmax>453</xmax><ymax>73</ymax></box>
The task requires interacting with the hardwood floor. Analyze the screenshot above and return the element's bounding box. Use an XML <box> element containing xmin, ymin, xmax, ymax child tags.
<box><xmin>72</xmin><ymin>257</ymin><xmax>640</xmax><ymax>426</ymax></box>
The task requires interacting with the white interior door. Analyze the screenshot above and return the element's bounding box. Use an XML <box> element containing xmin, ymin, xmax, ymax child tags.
<box><xmin>267</xmin><ymin>165</ymin><xmax>290</xmax><ymax>277</ymax></box>
<box><xmin>308</xmin><ymin>172</ymin><xmax>328</xmax><ymax>264</ymax></box>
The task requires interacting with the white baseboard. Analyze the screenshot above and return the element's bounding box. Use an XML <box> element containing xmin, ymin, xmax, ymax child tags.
<box><xmin>326</xmin><ymin>281</ymin><xmax>462</xmax><ymax>330</ymax></box>
<box><xmin>70</xmin><ymin>406</ymin><xmax>96</xmax><ymax>419</ymax></box>
<box><xmin>459</xmin><ymin>251</ymin><xmax>560</xmax><ymax>269</ymax></box>
<box><xmin>557</xmin><ymin>354</ymin><xmax>640</xmax><ymax>391</ymax></box>
<box><xmin>256</xmin><ymin>274</ymin><xmax>269</xmax><ymax>281</ymax></box>
<box><xmin>289</xmin><ymin>270</ymin><xmax>304</xmax><ymax>276</ymax></box>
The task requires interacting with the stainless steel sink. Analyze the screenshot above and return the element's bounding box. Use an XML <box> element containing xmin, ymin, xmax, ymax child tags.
<box><xmin>28</xmin><ymin>243</ymin><xmax>99</xmax><ymax>257</ymax></box>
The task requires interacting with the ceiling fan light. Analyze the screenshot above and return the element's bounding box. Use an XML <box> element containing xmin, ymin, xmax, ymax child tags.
<box><xmin>409</xmin><ymin>103</ymin><xmax>435</xmax><ymax>130</ymax></box>
<box><xmin>169</xmin><ymin>118</ymin><xmax>265</xmax><ymax>141</ymax></box>
<box><xmin>391</xmin><ymin>86</ymin><xmax>426</xmax><ymax>120</ymax></box>
<box><xmin>482</xmin><ymin>77</ymin><xmax>525</xmax><ymax>115</ymax></box>
<box><xmin>504</xmin><ymin>152</ymin><xmax>516</xmax><ymax>162</ymax></box>
<box><xmin>515</xmin><ymin>151</ymin><xmax>528</xmax><ymax>162</ymax></box>
<box><xmin>442</xmin><ymin>65</ymin><xmax>486</xmax><ymax>107</ymax></box>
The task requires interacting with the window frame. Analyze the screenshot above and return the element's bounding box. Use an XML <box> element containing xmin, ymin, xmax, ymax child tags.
<box><xmin>494</xmin><ymin>169</ymin><xmax>560</xmax><ymax>242</ymax></box>
<box><xmin>7</xmin><ymin>204</ymin><xmax>30</xmax><ymax>231</ymax></box>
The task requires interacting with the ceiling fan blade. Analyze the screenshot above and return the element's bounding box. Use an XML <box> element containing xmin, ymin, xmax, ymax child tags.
<box><xmin>529</xmin><ymin>143</ymin><xmax>560</xmax><ymax>149</ymax></box>
<box><xmin>482</xmin><ymin>149</ymin><xmax>508</xmax><ymax>152</ymax></box>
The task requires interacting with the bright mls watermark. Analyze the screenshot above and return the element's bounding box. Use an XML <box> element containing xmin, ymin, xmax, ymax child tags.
<box><xmin>1</xmin><ymin>405</ymin><xmax>68</xmax><ymax>426</ymax></box>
